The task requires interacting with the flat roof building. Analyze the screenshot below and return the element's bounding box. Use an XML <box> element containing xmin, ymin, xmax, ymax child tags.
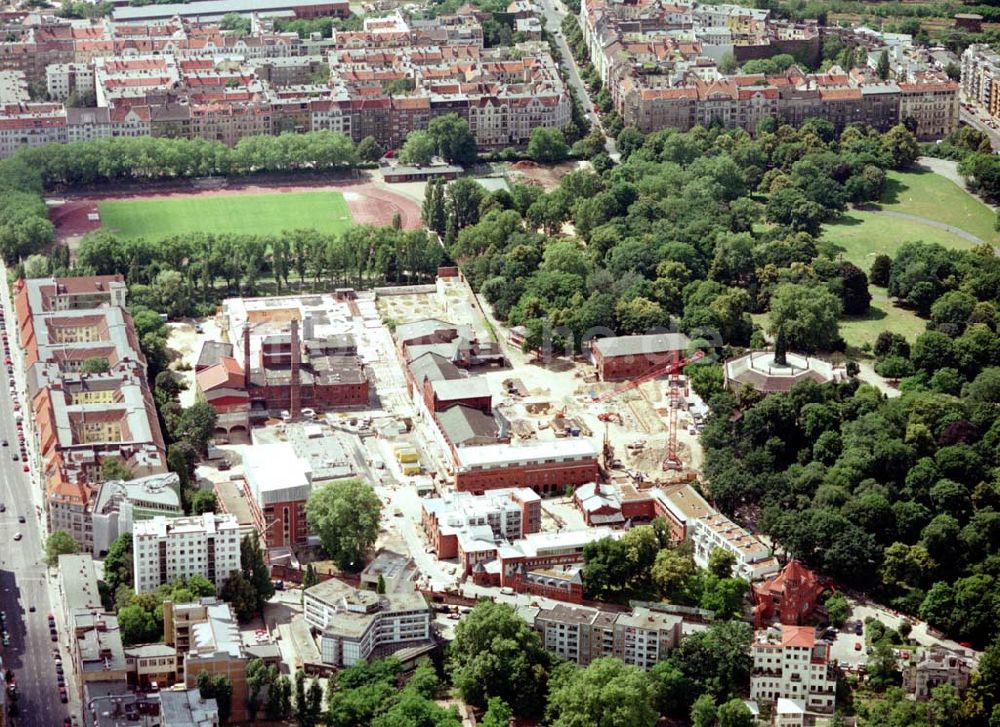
<box><xmin>159</xmin><ymin>688</ymin><xmax>220</xmax><ymax>727</ymax></box>
<box><xmin>133</xmin><ymin>514</ymin><xmax>242</xmax><ymax>593</ymax></box>
<box><xmin>91</xmin><ymin>472</ymin><xmax>183</xmax><ymax>556</ymax></box>
<box><xmin>113</xmin><ymin>0</ymin><xmax>349</xmax><ymax>22</ymax></box>
<box><xmin>303</xmin><ymin>578</ymin><xmax>432</xmax><ymax>667</ymax></box>
<box><xmin>243</xmin><ymin>441</ymin><xmax>313</xmax><ymax>551</ymax></box>
<box><xmin>532</xmin><ymin>602</ymin><xmax>684</xmax><ymax>669</ymax></box>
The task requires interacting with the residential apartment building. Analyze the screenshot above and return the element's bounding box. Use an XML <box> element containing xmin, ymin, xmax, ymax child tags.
<box><xmin>530</xmin><ymin>603</ymin><xmax>684</xmax><ymax>669</ymax></box>
<box><xmin>0</xmin><ymin>102</ymin><xmax>67</xmax><ymax>158</ymax></box>
<box><xmin>46</xmin><ymin>62</ymin><xmax>95</xmax><ymax>100</ymax></box>
<box><xmin>14</xmin><ymin>275</ymin><xmax>166</xmax><ymax>551</ymax></box>
<box><xmin>582</xmin><ymin>0</ymin><xmax>958</xmax><ymax>138</ymax></box>
<box><xmin>58</xmin><ymin>554</ymin><xmax>128</xmax><ymax>700</ymax></box>
<box><xmin>751</xmin><ymin>625</ymin><xmax>837</xmax><ymax>714</ymax></box>
<box><xmin>961</xmin><ymin>44</ymin><xmax>1000</xmax><ymax>118</ymax></box>
<box><xmin>303</xmin><ymin>578</ymin><xmax>432</xmax><ymax>667</ymax></box>
<box><xmin>132</xmin><ymin>513</ymin><xmax>242</xmax><ymax>593</ymax></box>
<box><xmin>0</xmin><ymin>12</ymin><xmax>569</xmax><ymax>157</ymax></box>
<box><xmin>903</xmin><ymin>647</ymin><xmax>974</xmax><ymax>699</ymax></box>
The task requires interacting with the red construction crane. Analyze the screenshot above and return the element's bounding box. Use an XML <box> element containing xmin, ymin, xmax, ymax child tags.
<box><xmin>590</xmin><ymin>350</ymin><xmax>706</xmax><ymax>472</ymax></box>
<box><xmin>591</xmin><ymin>350</ymin><xmax>705</xmax><ymax>403</ymax></box>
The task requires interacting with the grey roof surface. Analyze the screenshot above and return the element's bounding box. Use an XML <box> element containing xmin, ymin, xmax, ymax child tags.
<box><xmin>113</xmin><ymin>0</ymin><xmax>341</xmax><ymax>20</ymax></box>
<box><xmin>409</xmin><ymin>351</ymin><xmax>462</xmax><ymax>383</ymax></box>
<box><xmin>431</xmin><ymin>376</ymin><xmax>491</xmax><ymax>401</ymax></box>
<box><xmin>436</xmin><ymin>404</ymin><xmax>499</xmax><ymax>445</ymax></box>
<box><xmin>197</xmin><ymin>341</ymin><xmax>234</xmax><ymax>369</ymax></box>
<box><xmin>593</xmin><ymin>332</ymin><xmax>691</xmax><ymax>358</ymax></box>
<box><xmin>395</xmin><ymin>318</ymin><xmax>457</xmax><ymax>343</ymax></box>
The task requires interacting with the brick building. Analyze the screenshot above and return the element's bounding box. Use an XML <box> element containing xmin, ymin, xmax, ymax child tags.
<box><xmin>572</xmin><ymin>483</ymin><xmax>779</xmax><ymax>580</ymax></box>
<box><xmin>197</xmin><ymin>320</ymin><xmax>368</xmax><ymax>436</ymax></box>
<box><xmin>751</xmin><ymin>560</ymin><xmax>827</xmax><ymax>627</ymax></box>
<box><xmin>243</xmin><ymin>441</ymin><xmax>313</xmax><ymax>551</ymax></box>
<box><xmin>591</xmin><ymin>332</ymin><xmax>691</xmax><ymax>382</ymax></box>
<box><xmin>420</xmin><ymin>488</ymin><xmax>541</xmax><ymax>559</ymax></box>
<box><xmin>454</xmin><ymin>439</ymin><xmax>600</xmax><ymax>495</ymax></box>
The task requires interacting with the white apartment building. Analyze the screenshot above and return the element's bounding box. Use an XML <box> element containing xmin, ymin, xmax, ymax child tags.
<box><xmin>654</xmin><ymin>485</ymin><xmax>779</xmax><ymax>580</ymax></box>
<box><xmin>132</xmin><ymin>513</ymin><xmax>242</xmax><ymax>593</ymax></box>
<box><xmin>751</xmin><ymin>625</ymin><xmax>837</xmax><ymax>714</ymax></box>
<box><xmin>46</xmin><ymin>63</ymin><xmax>95</xmax><ymax>101</ymax></box>
<box><xmin>303</xmin><ymin>578</ymin><xmax>431</xmax><ymax>667</ymax></box>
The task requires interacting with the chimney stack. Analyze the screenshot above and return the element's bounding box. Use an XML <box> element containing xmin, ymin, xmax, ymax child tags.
<box><xmin>243</xmin><ymin>326</ymin><xmax>251</xmax><ymax>390</ymax></box>
<box><xmin>290</xmin><ymin>318</ymin><xmax>301</xmax><ymax>419</ymax></box>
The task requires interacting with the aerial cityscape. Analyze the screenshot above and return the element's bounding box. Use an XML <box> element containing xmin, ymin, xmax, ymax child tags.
<box><xmin>0</xmin><ymin>0</ymin><xmax>996</xmax><ymax>723</ymax></box>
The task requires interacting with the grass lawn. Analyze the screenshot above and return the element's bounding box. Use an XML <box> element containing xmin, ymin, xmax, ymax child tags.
<box><xmin>820</xmin><ymin>210</ymin><xmax>977</xmax><ymax>272</ymax></box>
<box><xmin>839</xmin><ymin>290</ymin><xmax>927</xmax><ymax>349</ymax></box>
<box><xmin>817</xmin><ymin>169</ymin><xmax>996</xmax><ymax>349</ymax></box>
<box><xmin>881</xmin><ymin>169</ymin><xmax>998</xmax><ymax>244</ymax></box>
<box><xmin>99</xmin><ymin>190</ymin><xmax>353</xmax><ymax>240</ymax></box>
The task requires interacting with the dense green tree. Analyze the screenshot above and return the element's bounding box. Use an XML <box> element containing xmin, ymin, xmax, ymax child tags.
<box><xmin>190</xmin><ymin>489</ymin><xmax>218</xmax><ymax>515</ymax></box>
<box><xmin>305</xmin><ymin>479</ymin><xmax>381</xmax><ymax>570</ymax></box>
<box><xmin>717</xmin><ymin>698</ymin><xmax>756</xmax><ymax>727</ymax></box>
<box><xmin>101</xmin><ymin>458</ymin><xmax>134</xmax><ymax>482</ymax></box>
<box><xmin>825</xmin><ymin>592</ymin><xmax>851</xmax><ymax>628</ymax></box>
<box><xmin>527</xmin><ymin>127</ymin><xmax>570</xmax><ymax>163</ymax></box>
<box><xmin>399</xmin><ymin>130</ymin><xmax>437</xmax><ymax>166</ymax></box>
<box><xmin>480</xmin><ymin>697</ymin><xmax>513</xmax><ymax>727</ymax></box>
<box><xmin>175</xmin><ymin>402</ymin><xmax>218</xmax><ymax>453</ymax></box>
<box><xmin>546</xmin><ymin>658</ymin><xmax>659</xmax><ymax>727</ymax></box>
<box><xmin>448</xmin><ymin>602</ymin><xmax>551</xmax><ymax>717</ymax></box>
<box><xmin>197</xmin><ymin>671</ymin><xmax>233</xmax><ymax>724</ymax></box>
<box><xmin>118</xmin><ymin>604</ymin><xmax>159</xmax><ymax>646</ymax></box>
<box><xmin>768</xmin><ymin>283</ymin><xmax>843</xmax><ymax>352</ymax></box>
<box><xmin>45</xmin><ymin>530</ymin><xmax>79</xmax><ymax>566</ymax></box>
<box><xmin>103</xmin><ymin>532</ymin><xmax>134</xmax><ymax>594</ymax></box>
<box><xmin>707</xmin><ymin>547</ymin><xmax>737</xmax><ymax>578</ymax></box>
<box><xmin>690</xmin><ymin>694</ymin><xmax>717</xmax><ymax>727</ymax></box>
<box><xmin>219</xmin><ymin>571</ymin><xmax>258</xmax><ymax>622</ymax></box>
<box><xmin>428</xmin><ymin>113</ymin><xmax>477</xmax><ymax>166</ymax></box>
<box><xmin>357</xmin><ymin>135</ymin><xmax>384</xmax><ymax>162</ymax></box>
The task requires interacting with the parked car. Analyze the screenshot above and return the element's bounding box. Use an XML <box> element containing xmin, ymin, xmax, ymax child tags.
<box><xmin>854</xmin><ymin>641</ymin><xmax>862</xmax><ymax>651</ymax></box>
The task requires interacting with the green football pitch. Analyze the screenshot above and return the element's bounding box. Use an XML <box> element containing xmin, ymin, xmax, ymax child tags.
<box><xmin>98</xmin><ymin>190</ymin><xmax>354</xmax><ymax>239</ymax></box>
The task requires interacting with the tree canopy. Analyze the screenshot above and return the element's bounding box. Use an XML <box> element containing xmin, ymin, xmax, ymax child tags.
<box><xmin>448</xmin><ymin>601</ymin><xmax>553</xmax><ymax>718</ymax></box>
<box><xmin>305</xmin><ymin>479</ymin><xmax>381</xmax><ymax>570</ymax></box>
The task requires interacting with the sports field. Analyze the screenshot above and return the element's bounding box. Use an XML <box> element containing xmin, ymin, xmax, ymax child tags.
<box><xmin>98</xmin><ymin>190</ymin><xmax>354</xmax><ymax>239</ymax></box>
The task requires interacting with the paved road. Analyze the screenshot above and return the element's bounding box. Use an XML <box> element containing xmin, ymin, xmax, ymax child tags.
<box><xmin>0</xmin><ymin>307</ymin><xmax>69</xmax><ymax>726</ymax></box>
<box><xmin>865</xmin><ymin>208</ymin><xmax>988</xmax><ymax>245</ymax></box>
<box><xmin>960</xmin><ymin>108</ymin><xmax>1000</xmax><ymax>150</ymax></box>
<box><xmin>536</xmin><ymin>0</ymin><xmax>619</xmax><ymax>159</ymax></box>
